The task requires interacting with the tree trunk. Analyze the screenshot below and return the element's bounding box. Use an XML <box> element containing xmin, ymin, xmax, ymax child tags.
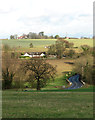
<box><xmin>37</xmin><ymin>78</ymin><xmax>40</xmax><ymax>91</ymax></box>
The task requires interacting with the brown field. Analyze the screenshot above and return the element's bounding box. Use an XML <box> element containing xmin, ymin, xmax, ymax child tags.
<box><xmin>46</xmin><ymin>59</ymin><xmax>74</xmax><ymax>76</ymax></box>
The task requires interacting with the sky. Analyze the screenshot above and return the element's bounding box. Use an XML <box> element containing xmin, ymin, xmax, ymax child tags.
<box><xmin>0</xmin><ymin>0</ymin><xmax>94</xmax><ymax>39</ymax></box>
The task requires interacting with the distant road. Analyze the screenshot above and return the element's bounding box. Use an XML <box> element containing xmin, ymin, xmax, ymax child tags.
<box><xmin>65</xmin><ymin>74</ymin><xmax>83</xmax><ymax>90</ymax></box>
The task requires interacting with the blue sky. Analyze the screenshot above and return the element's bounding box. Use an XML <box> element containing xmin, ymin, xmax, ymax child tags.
<box><xmin>0</xmin><ymin>0</ymin><xmax>93</xmax><ymax>39</ymax></box>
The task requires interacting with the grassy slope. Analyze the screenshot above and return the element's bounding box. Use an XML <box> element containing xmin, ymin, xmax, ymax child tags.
<box><xmin>2</xmin><ymin>39</ymin><xmax>56</xmax><ymax>52</ymax></box>
<box><xmin>2</xmin><ymin>39</ymin><xmax>93</xmax><ymax>52</ymax></box>
<box><xmin>2</xmin><ymin>91</ymin><xmax>93</xmax><ymax>118</ymax></box>
<box><xmin>46</xmin><ymin>59</ymin><xmax>74</xmax><ymax>76</ymax></box>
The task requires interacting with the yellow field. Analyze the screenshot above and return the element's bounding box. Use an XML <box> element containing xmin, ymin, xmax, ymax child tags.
<box><xmin>66</xmin><ymin>39</ymin><xmax>93</xmax><ymax>47</ymax></box>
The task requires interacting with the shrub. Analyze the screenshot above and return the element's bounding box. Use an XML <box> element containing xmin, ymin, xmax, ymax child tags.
<box><xmin>2</xmin><ymin>68</ymin><xmax>15</xmax><ymax>89</ymax></box>
<box><xmin>19</xmin><ymin>56</ymin><xmax>30</xmax><ymax>59</ymax></box>
<box><xmin>73</xmin><ymin>55</ymin><xmax>93</xmax><ymax>85</ymax></box>
<box><xmin>21</xmin><ymin>52</ymin><xmax>24</xmax><ymax>55</ymax></box>
<box><xmin>81</xmin><ymin>45</ymin><xmax>90</xmax><ymax>54</ymax></box>
<box><xmin>12</xmin><ymin>80</ymin><xmax>25</xmax><ymax>89</ymax></box>
<box><xmin>63</xmin><ymin>71</ymin><xmax>76</xmax><ymax>81</ymax></box>
<box><xmin>65</xmin><ymin>49</ymin><xmax>75</xmax><ymax>58</ymax></box>
<box><xmin>30</xmin><ymin>43</ymin><xmax>33</xmax><ymax>48</ymax></box>
<box><xmin>65</xmin><ymin>42</ymin><xmax>74</xmax><ymax>48</ymax></box>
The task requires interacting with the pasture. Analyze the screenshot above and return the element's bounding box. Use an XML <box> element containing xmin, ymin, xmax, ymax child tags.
<box><xmin>2</xmin><ymin>39</ymin><xmax>56</xmax><ymax>52</ymax></box>
<box><xmin>2</xmin><ymin>90</ymin><xmax>93</xmax><ymax>118</ymax></box>
<box><xmin>2</xmin><ymin>39</ymin><xmax>93</xmax><ymax>52</ymax></box>
<box><xmin>66</xmin><ymin>39</ymin><xmax>93</xmax><ymax>47</ymax></box>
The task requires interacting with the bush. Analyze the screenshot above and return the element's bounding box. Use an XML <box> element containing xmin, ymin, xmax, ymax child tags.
<box><xmin>19</xmin><ymin>56</ymin><xmax>30</xmax><ymax>59</ymax></box>
<box><xmin>81</xmin><ymin>45</ymin><xmax>90</xmax><ymax>55</ymax></box>
<box><xmin>73</xmin><ymin>55</ymin><xmax>93</xmax><ymax>85</ymax></box>
<box><xmin>21</xmin><ymin>52</ymin><xmax>24</xmax><ymax>55</ymax></box>
<box><xmin>12</xmin><ymin>80</ymin><xmax>25</xmax><ymax>89</ymax></box>
<box><xmin>63</xmin><ymin>71</ymin><xmax>76</xmax><ymax>81</ymax></box>
<box><xmin>30</xmin><ymin>43</ymin><xmax>33</xmax><ymax>48</ymax></box>
<box><xmin>65</xmin><ymin>42</ymin><xmax>74</xmax><ymax>48</ymax></box>
<box><xmin>65</xmin><ymin>49</ymin><xmax>75</xmax><ymax>58</ymax></box>
<box><xmin>2</xmin><ymin>68</ymin><xmax>15</xmax><ymax>89</ymax></box>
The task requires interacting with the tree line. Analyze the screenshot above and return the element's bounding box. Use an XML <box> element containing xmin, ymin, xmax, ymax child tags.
<box><xmin>10</xmin><ymin>32</ymin><xmax>60</xmax><ymax>39</ymax></box>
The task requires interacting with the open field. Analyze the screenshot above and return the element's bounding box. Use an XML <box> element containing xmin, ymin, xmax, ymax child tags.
<box><xmin>66</xmin><ymin>39</ymin><xmax>93</xmax><ymax>47</ymax></box>
<box><xmin>2</xmin><ymin>90</ymin><xmax>93</xmax><ymax>118</ymax></box>
<box><xmin>1</xmin><ymin>39</ymin><xmax>93</xmax><ymax>52</ymax></box>
<box><xmin>2</xmin><ymin>39</ymin><xmax>56</xmax><ymax>47</ymax></box>
<box><xmin>46</xmin><ymin>59</ymin><xmax>74</xmax><ymax>76</ymax></box>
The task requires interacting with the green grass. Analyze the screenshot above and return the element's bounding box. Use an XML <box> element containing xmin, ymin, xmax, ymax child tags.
<box><xmin>2</xmin><ymin>39</ymin><xmax>56</xmax><ymax>48</ymax></box>
<box><xmin>2</xmin><ymin>39</ymin><xmax>93</xmax><ymax>52</ymax></box>
<box><xmin>21</xmin><ymin>84</ymin><xmax>95</xmax><ymax>92</ymax></box>
<box><xmin>2</xmin><ymin>39</ymin><xmax>56</xmax><ymax>52</ymax></box>
<box><xmin>2</xmin><ymin>90</ymin><xmax>93</xmax><ymax>118</ymax></box>
<box><xmin>42</xmin><ymin>76</ymin><xmax>68</xmax><ymax>90</ymax></box>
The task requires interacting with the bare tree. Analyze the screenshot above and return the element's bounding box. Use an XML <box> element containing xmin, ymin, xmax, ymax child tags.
<box><xmin>2</xmin><ymin>45</ymin><xmax>18</xmax><ymax>89</ymax></box>
<box><xmin>23</xmin><ymin>59</ymin><xmax>56</xmax><ymax>90</ymax></box>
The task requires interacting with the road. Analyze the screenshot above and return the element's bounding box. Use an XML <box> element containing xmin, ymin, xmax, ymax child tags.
<box><xmin>65</xmin><ymin>74</ymin><xmax>83</xmax><ymax>90</ymax></box>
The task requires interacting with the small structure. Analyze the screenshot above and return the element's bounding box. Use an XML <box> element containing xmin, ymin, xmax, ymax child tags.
<box><xmin>18</xmin><ymin>35</ymin><xmax>27</xmax><ymax>39</ymax></box>
<box><xmin>48</xmin><ymin>55</ymin><xmax>57</xmax><ymax>58</ymax></box>
<box><xmin>44</xmin><ymin>46</ymin><xmax>50</xmax><ymax>48</ymax></box>
<box><xmin>22</xmin><ymin>52</ymin><xmax>46</xmax><ymax>58</ymax></box>
<box><xmin>23</xmin><ymin>53</ymin><xmax>31</xmax><ymax>57</ymax></box>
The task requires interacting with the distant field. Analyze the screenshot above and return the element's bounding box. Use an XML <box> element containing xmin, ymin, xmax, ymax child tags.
<box><xmin>2</xmin><ymin>39</ymin><xmax>56</xmax><ymax>48</ymax></box>
<box><xmin>1</xmin><ymin>39</ymin><xmax>93</xmax><ymax>52</ymax></box>
<box><xmin>2</xmin><ymin>90</ymin><xmax>93</xmax><ymax>118</ymax></box>
<box><xmin>66</xmin><ymin>39</ymin><xmax>93</xmax><ymax>47</ymax></box>
<box><xmin>2</xmin><ymin>39</ymin><xmax>56</xmax><ymax>52</ymax></box>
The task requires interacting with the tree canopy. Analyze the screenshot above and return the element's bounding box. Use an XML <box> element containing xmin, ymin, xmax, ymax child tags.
<box><xmin>48</xmin><ymin>39</ymin><xmax>74</xmax><ymax>58</ymax></box>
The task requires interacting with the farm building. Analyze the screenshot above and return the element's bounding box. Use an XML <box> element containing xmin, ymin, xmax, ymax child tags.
<box><xmin>22</xmin><ymin>52</ymin><xmax>46</xmax><ymax>58</ymax></box>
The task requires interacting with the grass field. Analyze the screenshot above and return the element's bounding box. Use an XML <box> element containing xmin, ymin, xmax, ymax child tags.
<box><xmin>2</xmin><ymin>39</ymin><xmax>56</xmax><ymax>47</ymax></box>
<box><xmin>66</xmin><ymin>39</ymin><xmax>93</xmax><ymax>47</ymax></box>
<box><xmin>2</xmin><ymin>90</ymin><xmax>93</xmax><ymax>118</ymax></box>
<box><xmin>2</xmin><ymin>39</ymin><xmax>56</xmax><ymax>52</ymax></box>
<box><xmin>1</xmin><ymin>39</ymin><xmax>93</xmax><ymax>52</ymax></box>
